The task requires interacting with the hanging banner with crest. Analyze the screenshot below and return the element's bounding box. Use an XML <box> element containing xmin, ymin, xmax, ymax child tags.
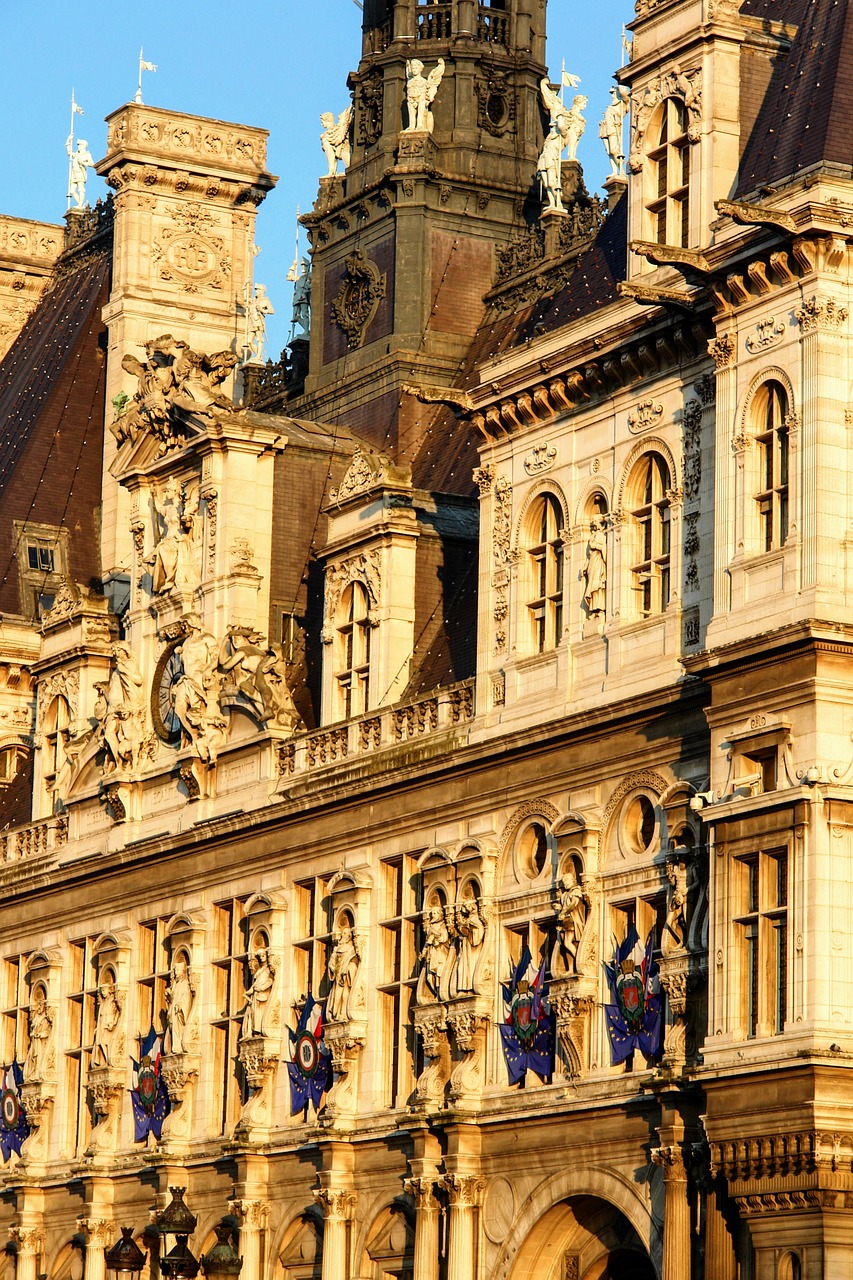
<box><xmin>603</xmin><ymin>926</ymin><xmax>663</xmax><ymax>1065</ymax></box>
<box><xmin>0</xmin><ymin>1061</ymin><xmax>27</xmax><ymax>1161</ymax></box>
<box><xmin>130</xmin><ymin>1027</ymin><xmax>169</xmax><ymax>1141</ymax></box>
<box><xmin>498</xmin><ymin>947</ymin><xmax>554</xmax><ymax>1085</ymax></box>
<box><xmin>287</xmin><ymin>994</ymin><xmax>332</xmax><ymax>1114</ymax></box>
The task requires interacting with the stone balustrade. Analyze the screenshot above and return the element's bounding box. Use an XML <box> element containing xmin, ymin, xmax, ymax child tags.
<box><xmin>277</xmin><ymin>679</ymin><xmax>474</xmax><ymax>778</ymax></box>
<box><xmin>0</xmin><ymin>814</ymin><xmax>67</xmax><ymax>863</ymax></box>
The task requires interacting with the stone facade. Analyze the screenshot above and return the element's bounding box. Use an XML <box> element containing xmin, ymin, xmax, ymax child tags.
<box><xmin>0</xmin><ymin>2</ymin><xmax>852</xmax><ymax>1278</ymax></box>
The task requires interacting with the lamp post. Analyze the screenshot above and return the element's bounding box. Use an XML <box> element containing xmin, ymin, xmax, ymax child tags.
<box><xmin>105</xmin><ymin>1228</ymin><xmax>147</xmax><ymax>1280</ymax></box>
<box><xmin>200</xmin><ymin>1225</ymin><xmax>243</xmax><ymax>1280</ymax></box>
<box><xmin>158</xmin><ymin>1187</ymin><xmax>200</xmax><ymax>1280</ymax></box>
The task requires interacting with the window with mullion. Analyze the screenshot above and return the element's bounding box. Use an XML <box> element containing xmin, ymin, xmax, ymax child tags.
<box><xmin>735</xmin><ymin>849</ymin><xmax>789</xmax><ymax>1038</ymax></box>
<box><xmin>754</xmin><ymin>382</ymin><xmax>790</xmax><ymax>552</ymax></box>
<box><xmin>630</xmin><ymin>454</ymin><xmax>672</xmax><ymax>618</ymax></box>
<box><xmin>336</xmin><ymin>582</ymin><xmax>371</xmax><ymax>718</ymax></box>
<box><xmin>377</xmin><ymin>857</ymin><xmax>419</xmax><ymax>1109</ymax></box>
<box><xmin>646</xmin><ymin>99</ymin><xmax>690</xmax><ymax>247</ymax></box>
<box><xmin>526</xmin><ymin>495</ymin><xmax>565</xmax><ymax>653</ymax></box>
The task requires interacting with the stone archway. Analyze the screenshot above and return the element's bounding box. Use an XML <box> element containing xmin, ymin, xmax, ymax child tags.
<box><xmin>506</xmin><ymin>1195</ymin><xmax>657</xmax><ymax>1280</ymax></box>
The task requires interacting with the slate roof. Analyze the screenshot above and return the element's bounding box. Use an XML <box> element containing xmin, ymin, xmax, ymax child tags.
<box><xmin>0</xmin><ymin>258</ymin><xmax>109</xmax><ymax>490</ymax></box>
<box><xmin>737</xmin><ymin>0</ymin><xmax>853</xmax><ymax>195</ymax></box>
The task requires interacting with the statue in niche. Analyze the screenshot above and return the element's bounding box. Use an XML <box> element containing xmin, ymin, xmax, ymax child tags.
<box><xmin>241</xmin><ymin>943</ymin><xmax>276</xmax><ymax>1039</ymax></box>
<box><xmin>289</xmin><ymin>258</ymin><xmax>312</xmax><ymax>335</ymax></box>
<box><xmin>95</xmin><ymin>642</ymin><xmax>147</xmax><ymax>772</ymax></box>
<box><xmin>404</xmin><ymin>58</ymin><xmax>445</xmax><ymax>133</ymax></box>
<box><xmin>320</xmin><ymin>104</ymin><xmax>354</xmax><ymax>176</ymax></box>
<box><xmin>452</xmin><ymin>895</ymin><xmax>486</xmax><ymax>995</ymax></box>
<box><xmin>219</xmin><ymin>626</ymin><xmax>304</xmax><ymax>732</ymax></box>
<box><xmin>662</xmin><ymin>859</ymin><xmax>688</xmax><ymax>955</ymax></box>
<box><xmin>66</xmin><ymin>135</ymin><xmax>95</xmax><ymax>208</ymax></box>
<box><xmin>327</xmin><ymin>919</ymin><xmax>361</xmax><ymax>1022</ymax></box>
<box><xmin>417</xmin><ymin>902</ymin><xmax>454</xmax><ymax>1003</ymax></box>
<box><xmin>164</xmin><ymin>952</ymin><xmax>195</xmax><ymax>1054</ymax></box>
<box><xmin>242</xmin><ymin>283</ymin><xmax>275</xmax><ymax>363</ymax></box>
<box><xmin>551</xmin><ymin>867</ymin><xmax>588</xmax><ymax>976</ymax></box>
<box><xmin>91</xmin><ymin>974</ymin><xmax>123</xmax><ymax>1068</ymax></box>
<box><xmin>172</xmin><ymin>616</ymin><xmax>228</xmax><ymax>766</ymax></box>
<box><xmin>582</xmin><ymin>517</ymin><xmax>607</xmax><ymax>617</ymax></box>
<box><xmin>23</xmin><ymin>985</ymin><xmax>53</xmax><ymax>1083</ymax></box>
<box><xmin>537</xmin><ymin>117</ymin><xmax>570</xmax><ymax>211</ymax></box>
<box><xmin>148</xmin><ymin>479</ymin><xmax>199</xmax><ymax>595</ymax></box>
<box><xmin>600</xmin><ymin>85</ymin><xmax>630</xmax><ymax>177</ymax></box>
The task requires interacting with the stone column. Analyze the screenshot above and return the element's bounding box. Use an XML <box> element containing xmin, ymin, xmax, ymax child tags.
<box><xmin>651</xmin><ymin>1146</ymin><xmax>690</xmax><ymax>1280</ymax></box>
<box><xmin>313</xmin><ymin>1188</ymin><xmax>356</xmax><ymax>1280</ymax></box>
<box><xmin>704</xmin><ymin>1178</ymin><xmax>737</xmax><ymax>1280</ymax></box>
<box><xmin>79</xmin><ymin>1218</ymin><xmax>114</xmax><ymax>1280</ymax></box>
<box><xmin>441</xmin><ymin>1175</ymin><xmax>484</xmax><ymax>1280</ymax></box>
<box><xmin>9</xmin><ymin>1227</ymin><xmax>43</xmax><ymax>1280</ymax></box>
<box><xmin>228</xmin><ymin>1199</ymin><xmax>268</xmax><ymax>1280</ymax></box>
<box><xmin>404</xmin><ymin>1177</ymin><xmax>441</xmax><ymax>1280</ymax></box>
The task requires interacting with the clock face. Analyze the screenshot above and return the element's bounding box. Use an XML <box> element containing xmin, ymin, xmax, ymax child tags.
<box><xmin>151</xmin><ymin>641</ymin><xmax>184</xmax><ymax>743</ymax></box>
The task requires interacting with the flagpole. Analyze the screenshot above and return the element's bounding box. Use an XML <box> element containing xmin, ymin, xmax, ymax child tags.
<box><xmin>67</xmin><ymin>90</ymin><xmax>76</xmax><ymax>210</ymax></box>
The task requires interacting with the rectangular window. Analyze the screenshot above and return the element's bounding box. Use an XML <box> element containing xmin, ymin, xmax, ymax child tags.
<box><xmin>735</xmin><ymin>849</ymin><xmax>789</xmax><ymax>1038</ymax></box>
<box><xmin>66</xmin><ymin>939</ymin><xmax>98</xmax><ymax>1155</ymax></box>
<box><xmin>211</xmin><ymin>900</ymin><xmax>249</xmax><ymax>1134</ymax></box>
<box><xmin>376</xmin><ymin>857</ymin><xmax>419</xmax><ymax>1108</ymax></box>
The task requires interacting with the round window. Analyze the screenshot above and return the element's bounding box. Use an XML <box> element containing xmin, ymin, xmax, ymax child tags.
<box><xmin>518</xmin><ymin>822</ymin><xmax>549</xmax><ymax>878</ymax></box>
<box><xmin>623</xmin><ymin>795</ymin><xmax>657</xmax><ymax>855</ymax></box>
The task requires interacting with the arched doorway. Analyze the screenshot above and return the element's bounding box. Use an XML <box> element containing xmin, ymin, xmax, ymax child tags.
<box><xmin>507</xmin><ymin>1195</ymin><xmax>657</xmax><ymax>1280</ymax></box>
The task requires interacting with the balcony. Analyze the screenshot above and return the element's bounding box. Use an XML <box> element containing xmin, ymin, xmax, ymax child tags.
<box><xmin>477</xmin><ymin>5</ymin><xmax>508</xmax><ymax>44</ymax></box>
<box><xmin>0</xmin><ymin>814</ymin><xmax>67</xmax><ymax>864</ymax></box>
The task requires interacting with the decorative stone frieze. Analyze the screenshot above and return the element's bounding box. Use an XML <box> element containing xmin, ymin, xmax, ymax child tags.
<box><xmin>330</xmin><ymin>249</ymin><xmax>387</xmax><ymax>350</ymax></box>
<box><xmin>629</xmin><ymin>67</ymin><xmax>702</xmax><ymax>173</ymax></box>
<box><xmin>627</xmin><ymin>400</ymin><xmax>663</xmax><ymax>434</ymax></box>
<box><xmin>795</xmin><ymin>295</ymin><xmax>849</xmax><ymax>333</ymax></box>
<box><xmin>745</xmin><ymin>316</ymin><xmax>786</xmax><ymax>354</ymax></box>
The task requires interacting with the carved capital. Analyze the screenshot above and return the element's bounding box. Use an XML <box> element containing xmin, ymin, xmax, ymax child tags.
<box><xmin>237</xmin><ymin>1034</ymin><xmax>280</xmax><ymax>1089</ymax></box>
<box><xmin>440</xmin><ymin>1174</ymin><xmax>485</xmax><ymax>1208</ymax></box>
<box><xmin>160</xmin><ymin>1051</ymin><xmax>201</xmax><ymax>1102</ymax></box>
<box><xmin>447</xmin><ymin>1011</ymin><xmax>488</xmax><ymax>1054</ymax></box>
<box><xmin>227</xmin><ymin>1199</ymin><xmax>269</xmax><ymax>1229</ymax></box>
<box><xmin>78</xmin><ymin>1218</ymin><xmax>115</xmax><ymax>1248</ymax></box>
<box><xmin>312</xmin><ymin>1188</ymin><xmax>357</xmax><ymax>1220</ymax></box>
<box><xmin>403</xmin><ymin>1176</ymin><xmax>440</xmax><ymax>1211</ymax></box>
<box><xmin>708</xmin><ymin>333</ymin><xmax>736</xmax><ymax>369</ymax></box>
<box><xmin>9</xmin><ymin>1227</ymin><xmax>44</xmax><ymax>1255</ymax></box>
<box><xmin>795</xmin><ymin>295</ymin><xmax>849</xmax><ymax>333</ymax></box>
<box><xmin>651</xmin><ymin>1145</ymin><xmax>688</xmax><ymax>1181</ymax></box>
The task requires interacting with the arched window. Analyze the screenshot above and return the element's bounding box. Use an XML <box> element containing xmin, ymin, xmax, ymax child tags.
<box><xmin>752</xmin><ymin>380</ymin><xmax>789</xmax><ymax>552</ymax></box>
<box><xmin>629</xmin><ymin>454</ymin><xmax>672</xmax><ymax>617</ymax></box>
<box><xmin>526</xmin><ymin>494</ymin><xmax>564</xmax><ymax>652</ymax></box>
<box><xmin>335</xmin><ymin>582</ymin><xmax>371</xmax><ymax>717</ymax></box>
<box><xmin>645</xmin><ymin>98</ymin><xmax>690</xmax><ymax>247</ymax></box>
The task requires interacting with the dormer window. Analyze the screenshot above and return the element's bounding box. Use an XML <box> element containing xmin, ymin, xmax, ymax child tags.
<box><xmin>336</xmin><ymin>582</ymin><xmax>372</xmax><ymax>718</ymax></box>
<box><xmin>645</xmin><ymin>99</ymin><xmax>690</xmax><ymax>248</ymax></box>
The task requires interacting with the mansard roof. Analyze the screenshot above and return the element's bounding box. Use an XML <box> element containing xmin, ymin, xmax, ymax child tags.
<box><xmin>737</xmin><ymin>0</ymin><xmax>853</xmax><ymax>196</ymax></box>
<box><xmin>0</xmin><ymin>257</ymin><xmax>108</xmax><ymax>492</ymax></box>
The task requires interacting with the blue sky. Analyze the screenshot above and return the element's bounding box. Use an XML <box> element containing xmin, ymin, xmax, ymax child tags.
<box><xmin>3</xmin><ymin>0</ymin><xmax>632</xmax><ymax>355</ymax></box>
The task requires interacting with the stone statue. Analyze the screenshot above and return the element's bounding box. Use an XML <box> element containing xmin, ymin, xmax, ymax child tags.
<box><xmin>320</xmin><ymin>105</ymin><xmax>354</xmax><ymax>176</ymax></box>
<box><xmin>241</xmin><ymin>945</ymin><xmax>276</xmax><ymax>1039</ymax></box>
<box><xmin>243</xmin><ymin>283</ymin><xmax>275</xmax><ymax>363</ymax></box>
<box><xmin>537</xmin><ymin>117</ymin><xmax>570</xmax><ymax>212</ymax></box>
<box><xmin>662</xmin><ymin>859</ymin><xmax>688</xmax><ymax>955</ymax></box>
<box><xmin>91</xmin><ymin>977</ymin><xmax>122</xmax><ymax>1068</ymax></box>
<box><xmin>453</xmin><ymin>897</ymin><xmax>485</xmax><ymax>994</ymax></box>
<box><xmin>405</xmin><ymin>58</ymin><xmax>446</xmax><ymax>133</ymax></box>
<box><xmin>219</xmin><ymin>626</ymin><xmax>303</xmax><ymax>731</ymax></box>
<box><xmin>290</xmin><ymin>259</ymin><xmax>312</xmax><ymax>335</ymax></box>
<box><xmin>66</xmin><ymin>135</ymin><xmax>95</xmax><ymax>208</ymax></box>
<box><xmin>165</xmin><ymin>953</ymin><xmax>195</xmax><ymax>1054</ymax></box>
<box><xmin>539</xmin><ymin>76</ymin><xmax>566</xmax><ymax>129</ymax></box>
<box><xmin>147</xmin><ymin>479</ymin><xmax>199</xmax><ymax>596</ymax></box>
<box><xmin>95</xmin><ymin>642</ymin><xmax>147</xmax><ymax>772</ymax></box>
<box><xmin>172</xmin><ymin>616</ymin><xmax>228</xmax><ymax>766</ymax></box>
<box><xmin>563</xmin><ymin>95</ymin><xmax>588</xmax><ymax>163</ymax></box>
<box><xmin>116</xmin><ymin>335</ymin><xmax>239</xmax><ymax>452</ymax></box>
<box><xmin>552</xmin><ymin>870</ymin><xmax>588</xmax><ymax>975</ymax></box>
<box><xmin>582</xmin><ymin>518</ymin><xmax>607</xmax><ymax>616</ymax></box>
<box><xmin>417</xmin><ymin>903</ymin><xmax>454</xmax><ymax>1003</ymax></box>
<box><xmin>23</xmin><ymin>985</ymin><xmax>53</xmax><ymax>1083</ymax></box>
<box><xmin>600</xmin><ymin>85</ymin><xmax>630</xmax><ymax>177</ymax></box>
<box><xmin>327</xmin><ymin>922</ymin><xmax>361</xmax><ymax>1022</ymax></box>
